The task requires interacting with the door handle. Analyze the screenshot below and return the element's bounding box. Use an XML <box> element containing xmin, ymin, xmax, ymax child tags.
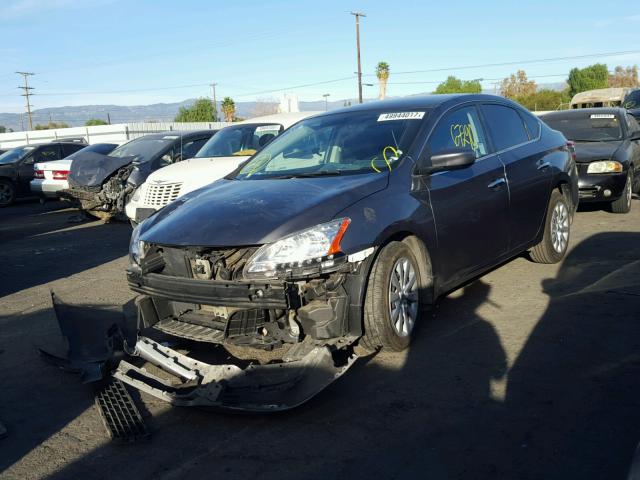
<box><xmin>487</xmin><ymin>178</ymin><xmax>506</xmax><ymax>190</ymax></box>
<box><xmin>537</xmin><ymin>161</ymin><xmax>551</xmax><ymax>170</ymax></box>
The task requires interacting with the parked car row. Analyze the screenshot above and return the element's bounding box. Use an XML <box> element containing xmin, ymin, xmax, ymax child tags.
<box><xmin>0</xmin><ymin>140</ymin><xmax>87</xmax><ymax>206</ymax></box>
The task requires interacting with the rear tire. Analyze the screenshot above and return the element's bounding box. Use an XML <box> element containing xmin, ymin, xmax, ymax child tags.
<box><xmin>0</xmin><ymin>179</ymin><xmax>15</xmax><ymax>207</ymax></box>
<box><xmin>530</xmin><ymin>190</ymin><xmax>571</xmax><ymax>264</ymax></box>
<box><xmin>611</xmin><ymin>172</ymin><xmax>632</xmax><ymax>214</ymax></box>
<box><xmin>361</xmin><ymin>240</ymin><xmax>424</xmax><ymax>352</ymax></box>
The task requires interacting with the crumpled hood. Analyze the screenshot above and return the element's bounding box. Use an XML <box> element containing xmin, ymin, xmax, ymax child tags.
<box><xmin>68</xmin><ymin>151</ymin><xmax>135</xmax><ymax>187</ymax></box>
<box><xmin>145</xmin><ymin>156</ymin><xmax>248</xmax><ymax>195</ymax></box>
<box><xmin>140</xmin><ymin>173</ymin><xmax>389</xmax><ymax>247</ymax></box>
<box><xmin>573</xmin><ymin>141</ymin><xmax>621</xmax><ymax>163</ymax></box>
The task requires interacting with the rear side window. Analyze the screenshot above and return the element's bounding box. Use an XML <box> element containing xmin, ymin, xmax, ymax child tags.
<box><xmin>34</xmin><ymin>145</ymin><xmax>62</xmax><ymax>162</ymax></box>
<box><xmin>179</xmin><ymin>137</ymin><xmax>209</xmax><ymax>159</ymax></box>
<box><xmin>62</xmin><ymin>143</ymin><xmax>85</xmax><ymax>157</ymax></box>
<box><xmin>428</xmin><ymin>105</ymin><xmax>489</xmax><ymax>159</ymax></box>
<box><xmin>519</xmin><ymin>110</ymin><xmax>541</xmax><ymax>139</ymax></box>
<box><xmin>481</xmin><ymin>104</ymin><xmax>530</xmax><ymax>150</ymax></box>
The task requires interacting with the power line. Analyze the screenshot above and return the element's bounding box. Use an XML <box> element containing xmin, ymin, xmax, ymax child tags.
<box><xmin>365</xmin><ymin>49</ymin><xmax>640</xmax><ymax>77</ymax></box>
<box><xmin>16</xmin><ymin>71</ymin><xmax>34</xmax><ymax>130</ymax></box>
<box><xmin>3</xmin><ymin>49</ymin><xmax>638</xmax><ymax>102</ymax></box>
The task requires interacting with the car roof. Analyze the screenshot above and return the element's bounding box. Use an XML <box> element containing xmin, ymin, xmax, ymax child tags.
<box><xmin>318</xmin><ymin>94</ymin><xmax>515</xmax><ymax>116</ymax></box>
<box><xmin>539</xmin><ymin>107</ymin><xmax>625</xmax><ymax>119</ymax></box>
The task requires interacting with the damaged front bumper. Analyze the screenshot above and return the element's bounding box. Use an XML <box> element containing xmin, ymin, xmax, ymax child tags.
<box><xmin>114</xmin><ymin>336</ymin><xmax>356</xmax><ymax>412</ymax></box>
<box><xmin>62</xmin><ymin>166</ymin><xmax>134</xmax><ymax>220</ymax></box>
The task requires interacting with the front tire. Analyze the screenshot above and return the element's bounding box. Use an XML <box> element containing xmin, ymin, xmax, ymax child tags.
<box><xmin>361</xmin><ymin>241</ymin><xmax>423</xmax><ymax>352</ymax></box>
<box><xmin>530</xmin><ymin>190</ymin><xmax>571</xmax><ymax>264</ymax></box>
<box><xmin>0</xmin><ymin>179</ymin><xmax>15</xmax><ymax>207</ymax></box>
<box><xmin>611</xmin><ymin>172</ymin><xmax>632</xmax><ymax>214</ymax></box>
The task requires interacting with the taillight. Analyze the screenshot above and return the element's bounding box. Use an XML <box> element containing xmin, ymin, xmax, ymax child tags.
<box><xmin>34</xmin><ymin>169</ymin><xmax>45</xmax><ymax>179</ymax></box>
<box><xmin>52</xmin><ymin>170</ymin><xmax>70</xmax><ymax>180</ymax></box>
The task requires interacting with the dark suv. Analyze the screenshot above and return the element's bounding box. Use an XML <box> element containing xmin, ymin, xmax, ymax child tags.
<box><xmin>116</xmin><ymin>94</ymin><xmax>579</xmax><ymax>411</ymax></box>
<box><xmin>0</xmin><ymin>141</ymin><xmax>87</xmax><ymax>206</ymax></box>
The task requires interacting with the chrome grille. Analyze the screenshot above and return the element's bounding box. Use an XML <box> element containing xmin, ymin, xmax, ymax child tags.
<box><xmin>144</xmin><ymin>182</ymin><xmax>182</xmax><ymax>208</ymax></box>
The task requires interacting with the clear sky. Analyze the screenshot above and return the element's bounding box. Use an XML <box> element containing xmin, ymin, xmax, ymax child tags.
<box><xmin>0</xmin><ymin>0</ymin><xmax>638</xmax><ymax>113</ymax></box>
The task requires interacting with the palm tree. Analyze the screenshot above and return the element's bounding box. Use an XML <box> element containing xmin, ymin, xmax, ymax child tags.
<box><xmin>376</xmin><ymin>62</ymin><xmax>390</xmax><ymax>100</ymax></box>
<box><xmin>221</xmin><ymin>97</ymin><xmax>236</xmax><ymax>122</ymax></box>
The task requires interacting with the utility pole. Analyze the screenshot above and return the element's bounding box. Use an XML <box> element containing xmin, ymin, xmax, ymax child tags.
<box><xmin>16</xmin><ymin>72</ymin><xmax>35</xmax><ymax>130</ymax></box>
<box><xmin>323</xmin><ymin>93</ymin><xmax>330</xmax><ymax>111</ymax></box>
<box><xmin>107</xmin><ymin>113</ymin><xmax>111</xmax><ymax>125</ymax></box>
<box><xmin>210</xmin><ymin>82</ymin><xmax>218</xmax><ymax>121</ymax></box>
<box><xmin>350</xmin><ymin>11</ymin><xmax>366</xmax><ymax>104</ymax></box>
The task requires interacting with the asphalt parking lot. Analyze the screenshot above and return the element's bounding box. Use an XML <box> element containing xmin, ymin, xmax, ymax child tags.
<box><xmin>1</xmin><ymin>197</ymin><xmax>639</xmax><ymax>480</ymax></box>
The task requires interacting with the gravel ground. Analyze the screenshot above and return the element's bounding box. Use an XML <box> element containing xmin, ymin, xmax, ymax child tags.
<box><xmin>1</xmin><ymin>196</ymin><xmax>639</xmax><ymax>480</ymax></box>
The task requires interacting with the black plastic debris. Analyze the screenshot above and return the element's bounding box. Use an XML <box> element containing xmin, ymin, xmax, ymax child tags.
<box><xmin>95</xmin><ymin>378</ymin><xmax>149</xmax><ymax>444</ymax></box>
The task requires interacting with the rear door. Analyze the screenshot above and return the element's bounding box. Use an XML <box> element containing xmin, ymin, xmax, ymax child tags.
<box><xmin>480</xmin><ymin>103</ymin><xmax>551</xmax><ymax>251</ymax></box>
<box><xmin>424</xmin><ymin>104</ymin><xmax>509</xmax><ymax>289</ymax></box>
<box><xmin>18</xmin><ymin>144</ymin><xmax>61</xmax><ymax>192</ymax></box>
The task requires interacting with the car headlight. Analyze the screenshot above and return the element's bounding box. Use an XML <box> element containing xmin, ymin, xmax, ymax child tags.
<box><xmin>587</xmin><ymin>161</ymin><xmax>623</xmax><ymax>174</ymax></box>
<box><xmin>243</xmin><ymin>218</ymin><xmax>351</xmax><ymax>280</ymax></box>
<box><xmin>131</xmin><ymin>185</ymin><xmax>143</xmax><ymax>202</ymax></box>
<box><xmin>129</xmin><ymin>221</ymin><xmax>148</xmax><ymax>265</ymax></box>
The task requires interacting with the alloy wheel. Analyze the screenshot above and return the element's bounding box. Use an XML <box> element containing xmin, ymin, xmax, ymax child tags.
<box><xmin>389</xmin><ymin>257</ymin><xmax>419</xmax><ymax>337</ymax></box>
<box><xmin>550</xmin><ymin>201</ymin><xmax>569</xmax><ymax>254</ymax></box>
<box><xmin>0</xmin><ymin>183</ymin><xmax>12</xmax><ymax>204</ymax></box>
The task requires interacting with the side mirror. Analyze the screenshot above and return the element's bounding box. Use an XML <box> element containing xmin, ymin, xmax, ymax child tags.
<box><xmin>417</xmin><ymin>150</ymin><xmax>475</xmax><ymax>174</ymax></box>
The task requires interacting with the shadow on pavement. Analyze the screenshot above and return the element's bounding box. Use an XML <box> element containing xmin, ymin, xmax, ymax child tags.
<box><xmin>1</xmin><ymin>233</ymin><xmax>638</xmax><ymax>480</ymax></box>
<box><xmin>0</xmin><ymin>201</ymin><xmax>131</xmax><ymax>297</ymax></box>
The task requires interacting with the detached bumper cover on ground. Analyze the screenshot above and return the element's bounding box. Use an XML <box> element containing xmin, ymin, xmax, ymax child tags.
<box><xmin>115</xmin><ymin>336</ymin><xmax>356</xmax><ymax>412</ymax></box>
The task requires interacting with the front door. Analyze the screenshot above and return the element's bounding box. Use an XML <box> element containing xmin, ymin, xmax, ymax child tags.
<box><xmin>423</xmin><ymin>104</ymin><xmax>509</xmax><ymax>289</ymax></box>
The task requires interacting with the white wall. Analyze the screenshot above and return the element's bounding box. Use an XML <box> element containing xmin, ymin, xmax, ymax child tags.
<box><xmin>0</xmin><ymin>121</ymin><xmax>231</xmax><ymax>149</ymax></box>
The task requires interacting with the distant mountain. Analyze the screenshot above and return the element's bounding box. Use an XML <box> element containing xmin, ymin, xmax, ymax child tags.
<box><xmin>0</xmin><ymin>98</ymin><xmax>351</xmax><ymax>132</ymax></box>
<box><xmin>0</xmin><ymin>84</ymin><xmax>568</xmax><ymax>132</ymax></box>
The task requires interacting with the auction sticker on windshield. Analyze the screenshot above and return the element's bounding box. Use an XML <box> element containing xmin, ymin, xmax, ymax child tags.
<box><xmin>590</xmin><ymin>114</ymin><xmax>615</xmax><ymax>119</ymax></box>
<box><xmin>255</xmin><ymin>125</ymin><xmax>281</xmax><ymax>132</ymax></box>
<box><xmin>378</xmin><ymin>112</ymin><xmax>425</xmax><ymax>122</ymax></box>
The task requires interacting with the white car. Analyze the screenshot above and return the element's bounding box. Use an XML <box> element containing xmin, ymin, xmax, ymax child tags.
<box><xmin>125</xmin><ymin>111</ymin><xmax>319</xmax><ymax>224</ymax></box>
<box><xmin>31</xmin><ymin>143</ymin><xmax>118</xmax><ymax>198</ymax></box>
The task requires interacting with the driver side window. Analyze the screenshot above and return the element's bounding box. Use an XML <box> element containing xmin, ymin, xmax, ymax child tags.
<box><xmin>157</xmin><ymin>147</ymin><xmax>176</xmax><ymax>168</ymax></box>
<box><xmin>429</xmin><ymin>105</ymin><xmax>488</xmax><ymax>159</ymax></box>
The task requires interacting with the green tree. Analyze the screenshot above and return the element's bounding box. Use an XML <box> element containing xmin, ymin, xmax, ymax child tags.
<box><xmin>34</xmin><ymin>121</ymin><xmax>70</xmax><ymax>130</ymax></box>
<box><xmin>513</xmin><ymin>89</ymin><xmax>572</xmax><ymax>111</ymax></box>
<box><xmin>0</xmin><ymin>125</ymin><xmax>5</xmax><ymax>133</ymax></box>
<box><xmin>174</xmin><ymin>98</ymin><xmax>217</xmax><ymax>122</ymax></box>
<box><xmin>221</xmin><ymin>97</ymin><xmax>236</xmax><ymax>122</ymax></box>
<box><xmin>376</xmin><ymin>61</ymin><xmax>390</xmax><ymax>100</ymax></box>
<box><xmin>567</xmin><ymin>63</ymin><xmax>609</xmax><ymax>97</ymax></box>
<box><xmin>85</xmin><ymin>118</ymin><xmax>108</xmax><ymax>126</ymax></box>
<box><xmin>435</xmin><ymin>76</ymin><xmax>482</xmax><ymax>94</ymax></box>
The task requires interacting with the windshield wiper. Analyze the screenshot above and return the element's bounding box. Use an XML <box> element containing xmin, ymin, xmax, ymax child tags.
<box><xmin>264</xmin><ymin>171</ymin><xmax>346</xmax><ymax>179</ymax></box>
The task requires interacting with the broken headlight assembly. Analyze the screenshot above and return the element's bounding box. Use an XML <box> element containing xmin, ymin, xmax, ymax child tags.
<box><xmin>243</xmin><ymin>218</ymin><xmax>351</xmax><ymax>280</ymax></box>
<box><xmin>129</xmin><ymin>220</ymin><xmax>149</xmax><ymax>265</ymax></box>
<box><xmin>587</xmin><ymin>161</ymin><xmax>623</xmax><ymax>174</ymax></box>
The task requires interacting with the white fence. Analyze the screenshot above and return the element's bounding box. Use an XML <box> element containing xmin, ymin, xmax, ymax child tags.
<box><xmin>0</xmin><ymin>121</ymin><xmax>231</xmax><ymax>149</ymax></box>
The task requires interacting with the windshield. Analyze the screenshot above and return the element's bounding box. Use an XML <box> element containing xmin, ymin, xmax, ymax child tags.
<box><xmin>543</xmin><ymin>113</ymin><xmax>623</xmax><ymax>142</ymax></box>
<box><xmin>233</xmin><ymin>110</ymin><xmax>426</xmax><ymax>179</ymax></box>
<box><xmin>0</xmin><ymin>146</ymin><xmax>35</xmax><ymax>165</ymax></box>
<box><xmin>109</xmin><ymin>137</ymin><xmax>173</xmax><ymax>163</ymax></box>
<box><xmin>624</xmin><ymin>90</ymin><xmax>640</xmax><ymax>109</ymax></box>
<box><xmin>196</xmin><ymin>123</ymin><xmax>282</xmax><ymax>158</ymax></box>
